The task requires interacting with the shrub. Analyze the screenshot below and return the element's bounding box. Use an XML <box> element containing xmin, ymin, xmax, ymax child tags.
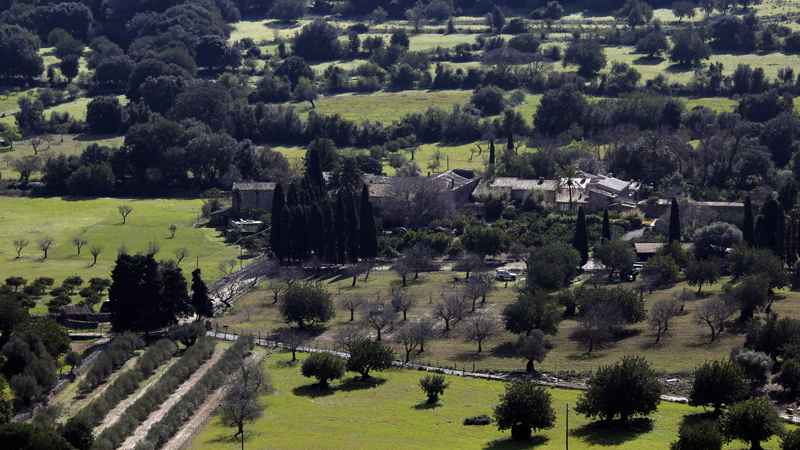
<box><xmin>463</xmin><ymin>414</ymin><xmax>491</xmax><ymax>425</ymax></box>
<box><xmin>301</xmin><ymin>352</ymin><xmax>346</xmax><ymax>388</ymax></box>
<box><xmin>419</xmin><ymin>374</ymin><xmax>451</xmax><ymax>403</ymax></box>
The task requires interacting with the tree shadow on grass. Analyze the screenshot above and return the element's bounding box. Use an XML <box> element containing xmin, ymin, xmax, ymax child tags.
<box><xmin>489</xmin><ymin>342</ymin><xmax>518</xmax><ymax>359</ymax></box>
<box><xmin>570</xmin><ymin>418</ymin><xmax>654</xmax><ymax>446</ymax></box>
<box><xmin>679</xmin><ymin>412</ymin><xmax>717</xmax><ymax>427</ymax></box>
<box><xmin>336</xmin><ymin>376</ymin><xmax>387</xmax><ymax>392</ymax></box>
<box><xmin>412</xmin><ymin>401</ymin><xmax>442</xmax><ymax>410</ymax></box>
<box><xmin>632</xmin><ymin>56</ymin><xmax>666</xmax><ymax>66</ymax></box>
<box><xmin>292</xmin><ymin>384</ymin><xmax>336</xmax><ymax>398</ymax></box>
<box><xmin>482</xmin><ymin>435</ymin><xmax>549</xmax><ymax>449</ymax></box>
<box><xmin>452</xmin><ymin>350</ymin><xmax>490</xmax><ymax>363</ymax></box>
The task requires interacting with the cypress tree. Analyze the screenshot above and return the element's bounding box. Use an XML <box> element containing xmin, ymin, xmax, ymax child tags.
<box><xmin>776</xmin><ymin>204</ymin><xmax>785</xmax><ymax>259</ymax></box>
<box><xmin>334</xmin><ymin>193</ymin><xmax>347</xmax><ymax>264</ymax></box>
<box><xmin>669</xmin><ymin>197</ymin><xmax>681</xmax><ymax>243</ymax></box>
<box><xmin>287</xmin><ymin>181</ymin><xmax>300</xmax><ymax>208</ymax></box>
<box><xmin>270</xmin><ymin>183</ymin><xmax>286</xmax><ymax>262</ymax></box>
<box><xmin>345</xmin><ymin>192</ymin><xmax>360</xmax><ymax>262</ymax></box>
<box><xmin>743</xmin><ymin>195</ymin><xmax>755</xmax><ymax>246</ymax></box>
<box><xmin>190</xmin><ymin>268</ymin><xmax>214</xmax><ymax>319</ymax></box>
<box><xmin>573</xmin><ymin>206</ymin><xmax>589</xmax><ymax>266</ymax></box>
<box><xmin>322</xmin><ymin>201</ymin><xmax>335</xmax><ymax>262</ymax></box>
<box><xmin>305</xmin><ymin>146</ymin><xmax>326</xmax><ymax>195</ymax></box>
<box><xmin>281</xmin><ymin>205</ymin><xmax>293</xmax><ymax>262</ymax></box>
<box><xmin>359</xmin><ymin>185</ymin><xmax>378</xmax><ymax>260</ymax></box>
<box><xmin>292</xmin><ymin>205</ymin><xmax>309</xmax><ymax>261</ymax></box>
<box><xmin>307</xmin><ymin>201</ymin><xmax>325</xmax><ymax>257</ymax></box>
<box><xmin>489</xmin><ymin>138</ymin><xmax>496</xmax><ymax>165</ymax></box>
<box><xmin>762</xmin><ymin>198</ymin><xmax>780</xmax><ymax>250</ymax></box>
<box><xmin>602</xmin><ymin>209</ymin><xmax>611</xmax><ymax>241</ymax></box>
<box><xmin>507</xmin><ymin>133</ymin><xmax>514</xmax><ymax>151</ymax></box>
<box><xmin>755</xmin><ymin>215</ymin><xmax>765</xmax><ymax>247</ymax></box>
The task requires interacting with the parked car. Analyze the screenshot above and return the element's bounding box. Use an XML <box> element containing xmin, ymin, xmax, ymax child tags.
<box><xmin>496</xmin><ymin>269</ymin><xmax>517</xmax><ymax>281</ymax></box>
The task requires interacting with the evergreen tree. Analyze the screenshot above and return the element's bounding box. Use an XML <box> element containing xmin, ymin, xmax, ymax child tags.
<box><xmin>602</xmin><ymin>209</ymin><xmax>611</xmax><ymax>241</ymax></box>
<box><xmin>761</xmin><ymin>198</ymin><xmax>781</xmax><ymax>250</ymax></box>
<box><xmin>291</xmin><ymin>205</ymin><xmax>308</xmax><ymax>261</ymax></box>
<box><xmin>322</xmin><ymin>201</ymin><xmax>335</xmax><ymax>262</ymax></box>
<box><xmin>286</xmin><ymin>181</ymin><xmax>300</xmax><ymax>208</ymax></box>
<box><xmin>743</xmin><ymin>195</ymin><xmax>755</xmax><ymax>246</ymax></box>
<box><xmin>669</xmin><ymin>198</ymin><xmax>681</xmax><ymax>243</ymax></box>
<box><xmin>305</xmin><ymin>146</ymin><xmax>326</xmax><ymax>195</ymax></box>
<box><xmin>270</xmin><ymin>183</ymin><xmax>286</xmax><ymax>262</ymax></box>
<box><xmin>573</xmin><ymin>206</ymin><xmax>589</xmax><ymax>266</ymax></box>
<box><xmin>307</xmin><ymin>201</ymin><xmax>325</xmax><ymax>256</ymax></box>
<box><xmin>345</xmin><ymin>192</ymin><xmax>360</xmax><ymax>262</ymax></box>
<box><xmin>281</xmin><ymin>204</ymin><xmax>293</xmax><ymax>262</ymax></box>
<box><xmin>489</xmin><ymin>138</ymin><xmax>496</xmax><ymax>165</ymax></box>
<box><xmin>334</xmin><ymin>194</ymin><xmax>347</xmax><ymax>264</ymax></box>
<box><xmin>359</xmin><ymin>185</ymin><xmax>378</xmax><ymax>260</ymax></box>
<box><xmin>191</xmin><ymin>268</ymin><xmax>214</xmax><ymax>319</ymax></box>
<box><xmin>776</xmin><ymin>204</ymin><xmax>786</xmax><ymax>260</ymax></box>
<box><xmin>507</xmin><ymin>133</ymin><xmax>514</xmax><ymax>151</ymax></box>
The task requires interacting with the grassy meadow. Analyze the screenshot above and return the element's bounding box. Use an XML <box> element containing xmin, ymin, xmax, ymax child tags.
<box><xmin>0</xmin><ymin>197</ymin><xmax>238</xmax><ymax>290</ymax></box>
<box><xmin>189</xmin><ymin>353</ymin><xmax>793</xmax><ymax>450</ymax></box>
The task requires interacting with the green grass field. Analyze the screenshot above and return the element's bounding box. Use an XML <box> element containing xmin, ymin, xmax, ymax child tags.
<box><xmin>189</xmin><ymin>353</ymin><xmax>792</xmax><ymax>450</ymax></box>
<box><xmin>0</xmin><ymin>197</ymin><xmax>238</xmax><ymax>288</ymax></box>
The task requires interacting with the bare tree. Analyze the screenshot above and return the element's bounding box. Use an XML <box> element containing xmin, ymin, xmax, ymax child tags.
<box><xmin>10</xmin><ymin>155</ymin><xmax>42</xmax><ymax>184</ymax></box>
<box><xmin>402</xmin><ymin>244</ymin><xmax>437</xmax><ymax>280</ymax></box>
<box><xmin>145</xmin><ymin>240</ymin><xmax>161</xmax><ymax>256</ymax></box>
<box><xmin>361</xmin><ymin>300</ymin><xmax>396</xmax><ymax>341</ymax></box>
<box><xmin>37</xmin><ymin>236</ymin><xmax>54</xmax><ymax>259</ymax></box>
<box><xmin>452</xmin><ymin>252</ymin><xmax>486</xmax><ymax>279</ymax></box>
<box><xmin>388</xmin><ymin>177</ymin><xmax>454</xmax><ymax>228</ymax></box>
<box><xmin>117</xmin><ymin>242</ymin><xmax>129</xmax><ymax>255</ymax></box>
<box><xmin>278</xmin><ymin>329</ymin><xmax>310</xmax><ymax>361</ymax></box>
<box><xmin>696</xmin><ymin>296</ymin><xmax>738</xmax><ymax>342</ymax></box>
<box><xmin>514</xmin><ymin>331</ymin><xmax>551</xmax><ymax>372</ymax></box>
<box><xmin>90</xmin><ymin>244</ymin><xmax>103</xmax><ymax>265</ymax></box>
<box><xmin>265</xmin><ymin>279</ymin><xmax>284</xmax><ymax>304</ymax></box>
<box><xmin>173</xmin><ymin>246</ymin><xmax>189</xmax><ymax>264</ymax></box>
<box><xmin>649</xmin><ymin>297</ymin><xmax>681</xmax><ymax>344</ymax></box>
<box><xmin>394</xmin><ymin>318</ymin><xmax>437</xmax><ymax>363</ymax></box>
<box><xmin>673</xmin><ymin>287</ymin><xmax>694</xmax><ymax>312</ymax></box>
<box><xmin>461</xmin><ymin>273</ymin><xmax>494</xmax><ymax>312</ymax></box>
<box><xmin>220</xmin><ymin>356</ymin><xmax>272</xmax><ymax>450</ymax></box>
<box><xmin>571</xmin><ymin>302</ymin><xmax>624</xmax><ymax>354</ymax></box>
<box><xmin>463</xmin><ymin>311</ymin><xmax>501</xmax><ymax>352</ymax></box>
<box><xmin>340</xmin><ymin>294</ymin><xmax>364</xmax><ymax>321</ymax></box>
<box><xmin>13</xmin><ymin>238</ymin><xmax>29</xmax><ymax>258</ymax></box>
<box><xmin>433</xmin><ymin>293</ymin><xmax>469</xmax><ymax>333</ymax></box>
<box><xmin>412</xmin><ymin>317</ymin><xmax>436</xmax><ymax>353</ymax></box>
<box><xmin>392</xmin><ymin>256</ymin><xmax>414</xmax><ymax>287</ymax></box>
<box><xmin>118</xmin><ymin>205</ymin><xmax>132</xmax><ymax>224</ymax></box>
<box><xmin>334</xmin><ymin>323</ymin><xmax>369</xmax><ymax>352</ymax></box>
<box><xmin>70</xmin><ymin>237</ymin><xmax>88</xmax><ymax>255</ymax></box>
<box><xmin>219</xmin><ymin>258</ymin><xmax>238</xmax><ymax>276</ymax></box>
<box><xmin>345</xmin><ymin>262</ymin><xmax>371</xmax><ymax>287</ymax></box>
<box><xmin>390</xmin><ymin>289</ymin><xmax>416</xmax><ymax>320</ymax></box>
<box><xmin>168</xmin><ymin>224</ymin><xmax>177</xmax><ymax>238</ymax></box>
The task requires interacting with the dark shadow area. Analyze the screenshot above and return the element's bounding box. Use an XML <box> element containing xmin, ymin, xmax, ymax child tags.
<box><xmin>570</xmin><ymin>418</ymin><xmax>654</xmax><ymax>446</ymax></box>
<box><xmin>412</xmin><ymin>401</ymin><xmax>442</xmax><ymax>410</ymax></box>
<box><xmin>490</xmin><ymin>342</ymin><xmax>518</xmax><ymax>359</ymax></box>
<box><xmin>613</xmin><ymin>328</ymin><xmax>642</xmax><ymax>340</ymax></box>
<box><xmin>336</xmin><ymin>376</ymin><xmax>388</xmax><ymax>392</ymax></box>
<box><xmin>292</xmin><ymin>384</ymin><xmax>336</xmax><ymax>398</ymax></box>
<box><xmin>632</xmin><ymin>56</ymin><xmax>665</xmax><ymax>66</ymax></box>
<box><xmin>452</xmin><ymin>350</ymin><xmax>489</xmax><ymax>363</ymax></box>
<box><xmin>664</xmin><ymin>64</ymin><xmax>694</xmax><ymax>74</ymax></box>
<box><xmin>72</xmin><ymin>133</ymin><xmax>123</xmax><ymax>142</ymax></box>
<box><xmin>482</xmin><ymin>435</ymin><xmax>549</xmax><ymax>450</ymax></box>
<box><xmin>679</xmin><ymin>412</ymin><xmax>717</xmax><ymax>427</ymax></box>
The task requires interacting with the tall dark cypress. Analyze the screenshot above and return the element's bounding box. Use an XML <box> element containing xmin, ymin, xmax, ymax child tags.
<box><xmin>334</xmin><ymin>193</ymin><xmax>347</xmax><ymax>264</ymax></box>
<box><xmin>292</xmin><ymin>205</ymin><xmax>308</xmax><ymax>260</ymax></box>
<box><xmin>602</xmin><ymin>209</ymin><xmax>611</xmax><ymax>241</ymax></box>
<box><xmin>286</xmin><ymin>181</ymin><xmax>300</xmax><ymax>208</ymax></box>
<box><xmin>191</xmin><ymin>268</ymin><xmax>213</xmax><ymax>319</ymax></box>
<box><xmin>669</xmin><ymin>197</ymin><xmax>681</xmax><ymax>243</ymax></box>
<box><xmin>743</xmin><ymin>195</ymin><xmax>755</xmax><ymax>246</ymax></box>
<box><xmin>270</xmin><ymin>183</ymin><xmax>286</xmax><ymax>262</ymax></box>
<box><xmin>489</xmin><ymin>138</ymin><xmax>496</xmax><ymax>165</ymax></box>
<box><xmin>322</xmin><ymin>201</ymin><xmax>335</xmax><ymax>262</ymax></box>
<box><xmin>573</xmin><ymin>206</ymin><xmax>589</xmax><ymax>266</ymax></box>
<box><xmin>762</xmin><ymin>198</ymin><xmax>780</xmax><ymax>250</ymax></box>
<box><xmin>359</xmin><ymin>185</ymin><xmax>378</xmax><ymax>260</ymax></box>
<box><xmin>281</xmin><ymin>205</ymin><xmax>293</xmax><ymax>262</ymax></box>
<box><xmin>776</xmin><ymin>204</ymin><xmax>785</xmax><ymax>259</ymax></box>
<box><xmin>755</xmin><ymin>215</ymin><xmax>765</xmax><ymax>248</ymax></box>
<box><xmin>507</xmin><ymin>133</ymin><xmax>514</xmax><ymax>151</ymax></box>
<box><xmin>307</xmin><ymin>201</ymin><xmax>325</xmax><ymax>257</ymax></box>
<box><xmin>305</xmin><ymin>146</ymin><xmax>326</xmax><ymax>195</ymax></box>
<box><xmin>345</xmin><ymin>192</ymin><xmax>360</xmax><ymax>262</ymax></box>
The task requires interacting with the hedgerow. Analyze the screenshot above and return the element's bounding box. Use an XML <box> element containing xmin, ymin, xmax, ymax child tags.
<box><xmin>78</xmin><ymin>332</ymin><xmax>145</xmax><ymax>393</ymax></box>
<box><xmin>93</xmin><ymin>337</ymin><xmax>217</xmax><ymax>450</ymax></box>
<box><xmin>74</xmin><ymin>338</ymin><xmax>176</xmax><ymax>427</ymax></box>
<box><xmin>134</xmin><ymin>336</ymin><xmax>256</xmax><ymax>450</ymax></box>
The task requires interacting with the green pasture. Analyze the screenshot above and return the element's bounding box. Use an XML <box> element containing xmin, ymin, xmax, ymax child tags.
<box><xmin>0</xmin><ymin>134</ymin><xmax>125</xmax><ymax>181</ymax></box>
<box><xmin>189</xmin><ymin>353</ymin><xmax>791</xmax><ymax>450</ymax></box>
<box><xmin>0</xmin><ymin>197</ymin><xmax>238</xmax><ymax>288</ymax></box>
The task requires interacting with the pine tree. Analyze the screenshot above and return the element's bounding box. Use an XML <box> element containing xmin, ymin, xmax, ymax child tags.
<box><xmin>669</xmin><ymin>198</ymin><xmax>681</xmax><ymax>243</ymax></box>
<box><xmin>359</xmin><ymin>185</ymin><xmax>378</xmax><ymax>260</ymax></box>
<box><xmin>602</xmin><ymin>209</ymin><xmax>611</xmax><ymax>241</ymax></box>
<box><xmin>345</xmin><ymin>192</ymin><xmax>360</xmax><ymax>262</ymax></box>
<box><xmin>743</xmin><ymin>195</ymin><xmax>755</xmax><ymax>246</ymax></box>
<box><xmin>191</xmin><ymin>268</ymin><xmax>214</xmax><ymax>319</ymax></box>
<box><xmin>489</xmin><ymin>138</ymin><xmax>496</xmax><ymax>165</ymax></box>
<box><xmin>334</xmin><ymin>194</ymin><xmax>347</xmax><ymax>264</ymax></box>
<box><xmin>270</xmin><ymin>184</ymin><xmax>286</xmax><ymax>262</ymax></box>
<box><xmin>573</xmin><ymin>206</ymin><xmax>589</xmax><ymax>266</ymax></box>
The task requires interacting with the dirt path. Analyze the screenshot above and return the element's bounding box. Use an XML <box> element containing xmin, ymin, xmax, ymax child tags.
<box><xmin>118</xmin><ymin>347</ymin><xmax>226</xmax><ymax>450</ymax></box>
<box><xmin>56</xmin><ymin>354</ymin><xmax>140</xmax><ymax>419</ymax></box>
<box><xmin>95</xmin><ymin>357</ymin><xmax>179</xmax><ymax>434</ymax></box>
<box><xmin>159</xmin><ymin>350</ymin><xmax>264</xmax><ymax>450</ymax></box>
